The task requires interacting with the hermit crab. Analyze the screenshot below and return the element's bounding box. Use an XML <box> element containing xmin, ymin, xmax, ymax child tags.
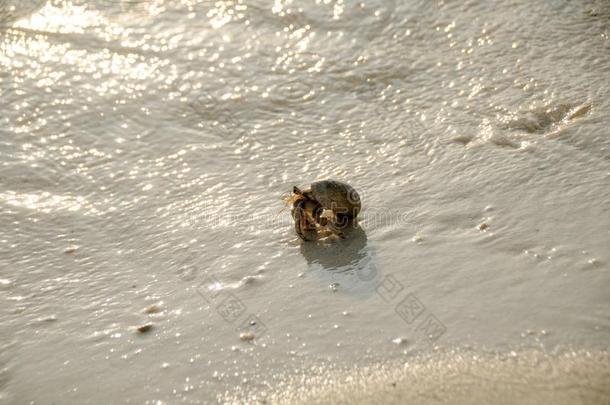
<box><xmin>284</xmin><ymin>180</ymin><xmax>361</xmax><ymax>241</ymax></box>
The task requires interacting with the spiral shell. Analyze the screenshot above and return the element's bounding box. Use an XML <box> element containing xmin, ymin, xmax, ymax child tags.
<box><xmin>308</xmin><ymin>180</ymin><xmax>361</xmax><ymax>219</ymax></box>
<box><xmin>290</xmin><ymin>180</ymin><xmax>361</xmax><ymax>241</ymax></box>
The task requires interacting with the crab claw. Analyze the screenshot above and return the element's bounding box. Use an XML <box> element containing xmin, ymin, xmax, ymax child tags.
<box><xmin>292</xmin><ymin>199</ymin><xmax>318</xmax><ymax>241</ymax></box>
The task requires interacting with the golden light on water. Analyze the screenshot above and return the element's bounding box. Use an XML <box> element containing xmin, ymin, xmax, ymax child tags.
<box><xmin>13</xmin><ymin>2</ymin><xmax>106</xmax><ymax>34</ymax></box>
<box><xmin>1</xmin><ymin>0</ymin><xmax>609</xmax><ymax>404</ymax></box>
<box><xmin>0</xmin><ymin>191</ymin><xmax>97</xmax><ymax>214</ymax></box>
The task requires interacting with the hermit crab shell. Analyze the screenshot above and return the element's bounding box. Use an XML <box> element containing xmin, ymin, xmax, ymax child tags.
<box><xmin>304</xmin><ymin>180</ymin><xmax>361</xmax><ymax>219</ymax></box>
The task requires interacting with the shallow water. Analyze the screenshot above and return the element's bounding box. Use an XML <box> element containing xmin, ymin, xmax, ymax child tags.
<box><xmin>1</xmin><ymin>0</ymin><xmax>609</xmax><ymax>403</ymax></box>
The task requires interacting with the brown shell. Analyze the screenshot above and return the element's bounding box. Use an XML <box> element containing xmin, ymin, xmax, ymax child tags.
<box><xmin>307</xmin><ymin>180</ymin><xmax>361</xmax><ymax>218</ymax></box>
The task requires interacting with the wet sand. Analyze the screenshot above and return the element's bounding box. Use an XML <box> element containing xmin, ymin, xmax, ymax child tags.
<box><xmin>1</xmin><ymin>0</ymin><xmax>609</xmax><ymax>403</ymax></box>
<box><xmin>230</xmin><ymin>349</ymin><xmax>610</xmax><ymax>404</ymax></box>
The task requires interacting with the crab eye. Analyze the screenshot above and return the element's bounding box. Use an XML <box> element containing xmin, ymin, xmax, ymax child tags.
<box><xmin>312</xmin><ymin>204</ymin><xmax>323</xmax><ymax>220</ymax></box>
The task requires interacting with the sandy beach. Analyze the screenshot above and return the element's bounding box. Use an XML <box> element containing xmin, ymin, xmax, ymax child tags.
<box><xmin>1</xmin><ymin>0</ymin><xmax>609</xmax><ymax>403</ymax></box>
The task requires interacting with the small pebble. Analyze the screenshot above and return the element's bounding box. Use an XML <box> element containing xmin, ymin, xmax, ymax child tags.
<box><xmin>451</xmin><ymin>135</ymin><xmax>472</xmax><ymax>145</ymax></box>
<box><xmin>477</xmin><ymin>222</ymin><xmax>489</xmax><ymax>231</ymax></box>
<box><xmin>568</xmin><ymin>103</ymin><xmax>591</xmax><ymax>119</ymax></box>
<box><xmin>64</xmin><ymin>245</ymin><xmax>78</xmax><ymax>254</ymax></box>
<box><xmin>144</xmin><ymin>304</ymin><xmax>162</xmax><ymax>314</ymax></box>
<box><xmin>392</xmin><ymin>337</ymin><xmax>407</xmax><ymax>345</ymax></box>
<box><xmin>136</xmin><ymin>323</ymin><xmax>153</xmax><ymax>333</ymax></box>
<box><xmin>330</xmin><ymin>282</ymin><xmax>339</xmax><ymax>292</ymax></box>
<box><xmin>241</xmin><ymin>275</ymin><xmax>258</xmax><ymax>285</ymax></box>
<box><xmin>240</xmin><ymin>332</ymin><xmax>255</xmax><ymax>341</ymax></box>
